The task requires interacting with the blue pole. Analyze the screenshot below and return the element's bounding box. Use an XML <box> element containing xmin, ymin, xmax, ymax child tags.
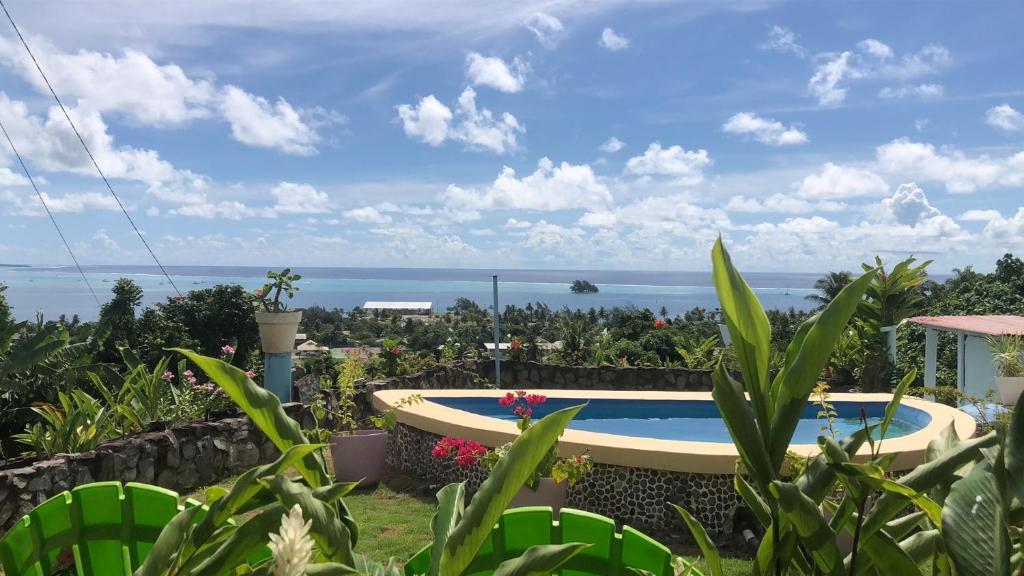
<box><xmin>264</xmin><ymin>352</ymin><xmax>293</xmax><ymax>403</ymax></box>
<box><xmin>492</xmin><ymin>275</ymin><xmax>501</xmax><ymax>388</ymax></box>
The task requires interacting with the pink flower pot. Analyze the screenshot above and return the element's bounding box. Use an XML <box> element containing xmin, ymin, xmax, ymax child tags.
<box><xmin>330</xmin><ymin>430</ymin><xmax>388</xmax><ymax>487</ymax></box>
<box><xmin>508</xmin><ymin>478</ymin><xmax>568</xmax><ymax>513</ymax></box>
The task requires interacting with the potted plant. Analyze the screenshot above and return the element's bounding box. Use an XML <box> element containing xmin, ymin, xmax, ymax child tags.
<box><xmin>988</xmin><ymin>334</ymin><xmax>1024</xmax><ymax>404</ymax></box>
<box><xmin>327</xmin><ymin>353</ymin><xmax>422</xmax><ymax>486</ymax></box>
<box><xmin>431</xmin><ymin>390</ymin><xmax>593</xmax><ymax>512</ymax></box>
<box><xmin>251</xmin><ymin>268</ymin><xmax>302</xmax><ymax>353</ymax></box>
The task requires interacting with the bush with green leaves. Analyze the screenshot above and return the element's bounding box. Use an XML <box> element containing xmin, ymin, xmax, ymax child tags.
<box><xmin>136</xmin><ymin>348</ymin><xmax>603</xmax><ymax>576</ymax></box>
<box><xmin>13</xmin><ymin>388</ymin><xmax>118</xmax><ymax>458</ymax></box>
<box><xmin>672</xmin><ymin>238</ymin><xmax>1022</xmax><ymax>576</ymax></box>
<box><xmin>988</xmin><ymin>334</ymin><xmax>1024</xmax><ymax>377</ymax></box>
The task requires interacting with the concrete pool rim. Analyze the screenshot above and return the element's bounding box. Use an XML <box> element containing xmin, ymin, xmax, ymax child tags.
<box><xmin>373</xmin><ymin>389</ymin><xmax>976</xmax><ymax>474</ymax></box>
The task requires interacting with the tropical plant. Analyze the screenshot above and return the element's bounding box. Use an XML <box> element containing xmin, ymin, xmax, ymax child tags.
<box><xmin>676</xmin><ymin>335</ymin><xmax>721</xmax><ymax>369</ymax></box>
<box><xmin>95</xmin><ymin>347</ymin><xmax>174</xmax><ymax>433</ymax></box>
<box><xmin>253</xmin><ymin>268</ymin><xmax>302</xmax><ymax>312</ymax></box>
<box><xmin>138</xmin><ymin>348</ymin><xmax>595</xmax><ymax>576</ymax></box>
<box><xmin>369</xmin><ymin>393</ymin><xmax>423</xmax><ymax>431</ymax></box>
<box><xmin>805</xmin><ymin>271</ymin><xmax>852</xmax><ymax>308</ymax></box>
<box><xmin>672</xmin><ymin>239</ymin><xmax>1018</xmax><ymax>576</ymax></box>
<box><xmin>13</xmin><ymin>387</ymin><xmax>118</xmax><ymax>458</ymax></box>
<box><xmin>987</xmin><ymin>334</ymin><xmax>1024</xmax><ymax>377</ymax></box>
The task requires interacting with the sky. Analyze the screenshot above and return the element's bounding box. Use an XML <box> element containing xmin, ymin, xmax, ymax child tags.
<box><xmin>0</xmin><ymin>0</ymin><xmax>1022</xmax><ymax>273</ymax></box>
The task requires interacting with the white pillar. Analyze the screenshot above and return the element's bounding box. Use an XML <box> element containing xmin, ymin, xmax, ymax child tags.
<box><xmin>924</xmin><ymin>327</ymin><xmax>937</xmax><ymax>389</ymax></box>
<box><xmin>882</xmin><ymin>325</ymin><xmax>898</xmax><ymax>363</ymax></box>
<box><xmin>956</xmin><ymin>332</ymin><xmax>966</xmax><ymax>391</ymax></box>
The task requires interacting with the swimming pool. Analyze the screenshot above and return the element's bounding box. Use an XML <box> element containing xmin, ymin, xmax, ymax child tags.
<box><xmin>375</xmin><ymin>389</ymin><xmax>976</xmax><ymax>474</ymax></box>
<box><xmin>429</xmin><ymin>396</ymin><xmax>931</xmax><ymax>444</ymax></box>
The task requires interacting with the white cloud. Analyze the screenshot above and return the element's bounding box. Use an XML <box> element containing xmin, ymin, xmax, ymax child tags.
<box><xmin>219</xmin><ymin>86</ymin><xmax>321</xmax><ymax>156</ymax></box>
<box><xmin>599</xmin><ymin>28</ymin><xmax>629</xmax><ymax>51</ymax></box>
<box><xmin>598</xmin><ymin>136</ymin><xmax>625</xmax><ymax>153</ymax></box>
<box><xmin>523</xmin><ymin>12</ymin><xmax>565</xmax><ymax>48</ymax></box>
<box><xmin>795</xmin><ymin>162</ymin><xmax>890</xmax><ymax>199</ymax></box>
<box><xmin>973</xmin><ymin>208</ymin><xmax>1024</xmax><ymax>243</ymax></box>
<box><xmin>857</xmin><ymin>39</ymin><xmax>893</xmax><ymax>60</ymax></box>
<box><xmin>443</xmin><ymin>157</ymin><xmax>612</xmax><ymax>211</ymax></box>
<box><xmin>808</xmin><ymin>42</ymin><xmax>950</xmax><ymax>106</ymax></box>
<box><xmin>624</xmin><ymin>142</ymin><xmax>712</xmax><ymax>185</ymax></box>
<box><xmin>1</xmin><ymin>189</ymin><xmax>121</xmax><ymax>215</ymax></box>
<box><xmin>0</xmin><ymin>167</ymin><xmax>28</xmax><ymax>186</ymax></box>
<box><xmin>343</xmin><ymin>205</ymin><xmax>392</xmax><ymax>224</ymax></box>
<box><xmin>721</xmin><ymin>112</ymin><xmax>808</xmax><ymax>146</ymax></box>
<box><xmin>0</xmin><ymin>33</ymin><xmax>215</xmax><ymax>126</ymax></box>
<box><xmin>725</xmin><ymin>194</ymin><xmax>846</xmax><ymax>214</ymax></box>
<box><xmin>397</xmin><ymin>88</ymin><xmax>523</xmax><ymax>154</ymax></box>
<box><xmin>878</xmin><ymin>84</ymin><xmax>943</xmax><ymax>100</ymax></box>
<box><xmin>808</xmin><ymin>51</ymin><xmax>859</xmax><ymax>106</ymax></box>
<box><xmin>465</xmin><ymin>52</ymin><xmax>527</xmax><ymax>93</ymax></box>
<box><xmin>271</xmin><ymin>181</ymin><xmax>331</xmax><ymax>214</ymax></box>
<box><xmin>879</xmin><ymin>182</ymin><xmax>940</xmax><ymax>226</ymax></box>
<box><xmin>876</xmin><ymin>138</ymin><xmax>1024</xmax><ymax>193</ymax></box>
<box><xmin>759</xmin><ymin>25</ymin><xmax>804</xmax><ymax>56</ymax></box>
<box><xmin>986</xmin><ymin>104</ymin><xmax>1024</xmax><ymax>132</ymax></box>
<box><xmin>396</xmin><ymin>95</ymin><xmax>453</xmax><ymax>146</ymax></box>
<box><xmin>92</xmin><ymin>229</ymin><xmax>120</xmax><ymax>250</ymax></box>
<box><xmin>958</xmin><ymin>209</ymin><xmax>1003</xmax><ymax>222</ymax></box>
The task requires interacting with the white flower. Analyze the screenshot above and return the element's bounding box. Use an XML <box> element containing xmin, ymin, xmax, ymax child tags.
<box><xmin>268</xmin><ymin>503</ymin><xmax>314</xmax><ymax>576</ymax></box>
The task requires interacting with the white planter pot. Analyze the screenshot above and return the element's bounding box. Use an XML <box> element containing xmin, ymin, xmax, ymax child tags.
<box><xmin>996</xmin><ymin>376</ymin><xmax>1024</xmax><ymax>405</ymax></box>
<box><xmin>255</xmin><ymin>310</ymin><xmax>302</xmax><ymax>353</ymax></box>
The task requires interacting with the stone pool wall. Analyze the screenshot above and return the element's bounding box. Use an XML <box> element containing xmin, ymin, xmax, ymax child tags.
<box><xmin>386</xmin><ymin>423</ymin><xmax>740</xmax><ymax>535</ymax></box>
<box><xmin>0</xmin><ymin>404</ymin><xmax>314</xmax><ymax>532</ymax></box>
<box><xmin>470</xmin><ymin>360</ymin><xmax>715</xmax><ymax>392</ymax></box>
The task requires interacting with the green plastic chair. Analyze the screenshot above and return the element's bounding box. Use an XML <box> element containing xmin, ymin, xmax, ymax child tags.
<box><xmin>404</xmin><ymin>507</ymin><xmax>674</xmax><ymax>576</ymax></box>
<box><xmin>0</xmin><ymin>482</ymin><xmax>208</xmax><ymax>576</ymax></box>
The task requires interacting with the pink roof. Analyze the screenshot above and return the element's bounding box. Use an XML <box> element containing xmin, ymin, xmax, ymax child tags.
<box><xmin>906</xmin><ymin>315</ymin><xmax>1024</xmax><ymax>336</ymax></box>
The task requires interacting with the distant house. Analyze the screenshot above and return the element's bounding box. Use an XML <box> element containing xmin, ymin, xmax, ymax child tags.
<box><xmin>363</xmin><ymin>301</ymin><xmax>433</xmax><ymax>317</ymax></box>
<box><xmin>294</xmin><ymin>339</ymin><xmax>329</xmax><ymax>358</ymax></box>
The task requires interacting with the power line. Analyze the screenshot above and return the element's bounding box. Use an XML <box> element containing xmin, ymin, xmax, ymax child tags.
<box><xmin>0</xmin><ymin>0</ymin><xmax>183</xmax><ymax>298</ymax></box>
<box><xmin>0</xmin><ymin>117</ymin><xmax>101</xmax><ymax>307</ymax></box>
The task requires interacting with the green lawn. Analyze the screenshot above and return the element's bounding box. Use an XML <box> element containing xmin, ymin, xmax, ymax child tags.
<box><xmin>186</xmin><ymin>477</ymin><xmax>755</xmax><ymax>574</ymax></box>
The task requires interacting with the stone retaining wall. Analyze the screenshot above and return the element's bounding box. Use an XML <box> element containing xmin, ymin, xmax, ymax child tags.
<box><xmin>0</xmin><ymin>404</ymin><xmax>313</xmax><ymax>532</ymax></box>
<box><xmin>386</xmin><ymin>423</ymin><xmax>740</xmax><ymax>535</ymax></box>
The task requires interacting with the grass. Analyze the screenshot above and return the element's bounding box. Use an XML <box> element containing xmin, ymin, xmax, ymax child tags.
<box><xmin>186</xmin><ymin>476</ymin><xmax>756</xmax><ymax>574</ymax></box>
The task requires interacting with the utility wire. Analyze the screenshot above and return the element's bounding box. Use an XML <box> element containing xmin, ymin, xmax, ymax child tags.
<box><xmin>0</xmin><ymin>117</ymin><xmax>101</xmax><ymax>307</ymax></box>
<box><xmin>0</xmin><ymin>0</ymin><xmax>183</xmax><ymax>297</ymax></box>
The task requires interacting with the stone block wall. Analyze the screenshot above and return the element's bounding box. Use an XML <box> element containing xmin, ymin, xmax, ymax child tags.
<box><xmin>386</xmin><ymin>423</ymin><xmax>740</xmax><ymax>535</ymax></box>
<box><xmin>0</xmin><ymin>404</ymin><xmax>312</xmax><ymax>532</ymax></box>
<box><xmin>471</xmin><ymin>360</ymin><xmax>714</xmax><ymax>391</ymax></box>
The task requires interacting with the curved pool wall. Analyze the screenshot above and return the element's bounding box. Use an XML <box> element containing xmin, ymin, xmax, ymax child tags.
<box><xmin>375</xmin><ymin>390</ymin><xmax>975</xmax><ymax>535</ymax></box>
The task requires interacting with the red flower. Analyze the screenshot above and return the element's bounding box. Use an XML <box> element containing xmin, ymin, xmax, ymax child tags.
<box><xmin>654</xmin><ymin>319</ymin><xmax>666</xmax><ymax>329</ymax></box>
<box><xmin>514</xmin><ymin>405</ymin><xmax>524</xmax><ymax>416</ymax></box>
<box><xmin>498</xmin><ymin>392</ymin><xmax>516</xmax><ymax>406</ymax></box>
<box><xmin>172</xmin><ymin>296</ymin><xmax>185</xmax><ymax>302</ymax></box>
<box><xmin>431</xmin><ymin>436</ymin><xmax>467</xmax><ymax>459</ymax></box>
<box><xmin>510</xmin><ymin>338</ymin><xmax>522</xmax><ymax>351</ymax></box>
<box><xmin>455</xmin><ymin>441</ymin><xmax>487</xmax><ymax>468</ymax></box>
<box><xmin>524</xmin><ymin>394</ymin><xmax>547</xmax><ymax>406</ymax></box>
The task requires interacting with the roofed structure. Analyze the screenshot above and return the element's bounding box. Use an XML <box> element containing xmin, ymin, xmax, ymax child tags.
<box><xmin>906</xmin><ymin>315</ymin><xmax>1024</xmax><ymax>336</ymax></box>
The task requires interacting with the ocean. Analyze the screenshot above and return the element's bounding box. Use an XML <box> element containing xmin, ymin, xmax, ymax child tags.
<box><xmin>0</xmin><ymin>265</ymin><xmax>820</xmax><ymax>321</ymax></box>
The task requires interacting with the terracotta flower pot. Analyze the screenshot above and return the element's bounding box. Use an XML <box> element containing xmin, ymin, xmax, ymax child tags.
<box><xmin>996</xmin><ymin>376</ymin><xmax>1024</xmax><ymax>405</ymax></box>
<box><xmin>508</xmin><ymin>478</ymin><xmax>568</xmax><ymax>513</ymax></box>
<box><xmin>255</xmin><ymin>310</ymin><xmax>302</xmax><ymax>353</ymax></box>
<box><xmin>330</xmin><ymin>430</ymin><xmax>388</xmax><ymax>486</ymax></box>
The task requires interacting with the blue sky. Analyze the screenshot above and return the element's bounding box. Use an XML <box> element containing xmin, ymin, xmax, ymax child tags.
<box><xmin>0</xmin><ymin>0</ymin><xmax>1022</xmax><ymax>273</ymax></box>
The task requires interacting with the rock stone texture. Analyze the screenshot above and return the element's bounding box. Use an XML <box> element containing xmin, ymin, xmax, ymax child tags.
<box><xmin>387</xmin><ymin>423</ymin><xmax>740</xmax><ymax>535</ymax></box>
<box><xmin>0</xmin><ymin>403</ymin><xmax>311</xmax><ymax>533</ymax></box>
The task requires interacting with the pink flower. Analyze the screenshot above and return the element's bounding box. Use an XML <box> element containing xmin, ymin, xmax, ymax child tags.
<box><xmin>654</xmin><ymin>319</ymin><xmax>666</xmax><ymax>329</ymax></box>
<box><xmin>525</xmin><ymin>394</ymin><xmax>546</xmax><ymax>406</ymax></box>
<box><xmin>510</xmin><ymin>338</ymin><xmax>522</xmax><ymax>351</ymax></box>
<box><xmin>172</xmin><ymin>296</ymin><xmax>185</xmax><ymax>302</ymax></box>
<box><xmin>455</xmin><ymin>441</ymin><xmax>487</xmax><ymax>468</ymax></box>
<box><xmin>254</xmin><ymin>289</ymin><xmax>264</xmax><ymax>298</ymax></box>
<box><xmin>183</xmin><ymin>370</ymin><xmax>194</xmax><ymax>377</ymax></box>
<box><xmin>161</xmin><ymin>371</ymin><xmax>174</xmax><ymax>381</ymax></box>
<box><xmin>388</xmin><ymin>346</ymin><xmax>402</xmax><ymax>356</ymax></box>
<box><xmin>187</xmin><ymin>376</ymin><xmax>197</xmax><ymax>385</ymax></box>
<box><xmin>246</xmin><ymin>369</ymin><xmax>256</xmax><ymax>378</ymax></box>
<box><xmin>221</xmin><ymin>344</ymin><xmax>235</xmax><ymax>355</ymax></box>
<box><xmin>498</xmin><ymin>392</ymin><xmax>516</xmax><ymax>406</ymax></box>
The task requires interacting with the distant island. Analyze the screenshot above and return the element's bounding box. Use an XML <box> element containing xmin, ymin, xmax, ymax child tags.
<box><xmin>0</xmin><ymin>264</ymin><xmax>28</xmax><ymax>268</ymax></box>
<box><xmin>570</xmin><ymin>279</ymin><xmax>599</xmax><ymax>294</ymax></box>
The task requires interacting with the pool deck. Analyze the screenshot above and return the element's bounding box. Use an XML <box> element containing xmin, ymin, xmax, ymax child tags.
<box><xmin>373</xmin><ymin>389</ymin><xmax>977</xmax><ymax>474</ymax></box>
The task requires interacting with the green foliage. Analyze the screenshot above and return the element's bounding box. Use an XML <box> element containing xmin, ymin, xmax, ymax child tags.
<box><xmin>253</xmin><ymin>268</ymin><xmax>302</xmax><ymax>312</ymax></box>
<box><xmin>987</xmin><ymin>334</ymin><xmax>1024</xmax><ymax>377</ymax></box>
<box><xmin>369</xmin><ymin>393</ymin><xmax>423</xmax><ymax>431</ymax></box>
<box><xmin>678</xmin><ymin>239</ymin><xmax>1023</xmax><ymax>576</ymax></box>
<box><xmin>806</xmin><ymin>271</ymin><xmax>852</xmax><ymax>308</ymax></box>
<box><xmin>96</xmin><ymin>278</ymin><xmax>143</xmax><ymax>361</ymax></box>
<box><xmin>676</xmin><ymin>335</ymin><xmax>721</xmax><ymax>369</ymax></box>
<box><xmin>13</xmin><ymin>387</ymin><xmax>117</xmax><ymax>458</ymax></box>
<box><xmin>569</xmin><ymin>279</ymin><xmax>599</xmax><ymax>294</ymax></box>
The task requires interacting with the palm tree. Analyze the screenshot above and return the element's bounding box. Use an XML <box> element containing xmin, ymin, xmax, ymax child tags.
<box><xmin>806</xmin><ymin>271</ymin><xmax>853</xmax><ymax>307</ymax></box>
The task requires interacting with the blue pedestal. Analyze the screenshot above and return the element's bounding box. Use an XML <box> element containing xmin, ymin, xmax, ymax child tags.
<box><xmin>264</xmin><ymin>352</ymin><xmax>293</xmax><ymax>403</ymax></box>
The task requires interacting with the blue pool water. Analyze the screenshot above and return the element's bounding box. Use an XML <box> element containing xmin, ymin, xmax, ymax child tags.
<box><xmin>431</xmin><ymin>397</ymin><xmax>931</xmax><ymax>443</ymax></box>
